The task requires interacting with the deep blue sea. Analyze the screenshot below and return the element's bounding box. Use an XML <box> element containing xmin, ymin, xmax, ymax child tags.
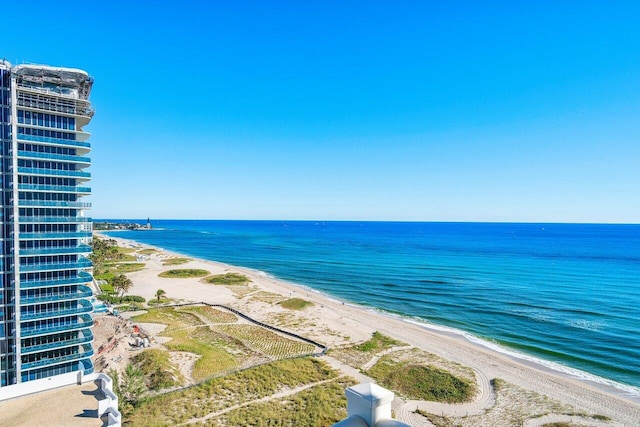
<box><xmin>103</xmin><ymin>220</ymin><xmax>640</xmax><ymax>392</ymax></box>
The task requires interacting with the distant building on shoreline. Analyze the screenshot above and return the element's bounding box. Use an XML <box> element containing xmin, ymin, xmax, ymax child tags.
<box><xmin>93</xmin><ymin>219</ymin><xmax>152</xmax><ymax>231</ymax></box>
<box><xmin>0</xmin><ymin>60</ymin><xmax>95</xmax><ymax>397</ymax></box>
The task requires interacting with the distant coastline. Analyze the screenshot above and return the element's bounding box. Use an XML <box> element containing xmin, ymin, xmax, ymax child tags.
<box><xmin>94</xmin><ymin>220</ymin><xmax>152</xmax><ymax>231</ymax></box>
<box><xmin>100</xmin><ymin>220</ymin><xmax>640</xmax><ymax>390</ymax></box>
<box><xmin>95</xmin><ymin>229</ymin><xmax>640</xmax><ymax>424</ymax></box>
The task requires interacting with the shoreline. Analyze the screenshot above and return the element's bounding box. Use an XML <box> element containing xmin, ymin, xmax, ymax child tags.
<box><xmin>309</xmin><ymin>283</ymin><xmax>640</xmax><ymax>402</ymax></box>
<box><xmin>98</xmin><ymin>232</ymin><xmax>640</xmax><ymax>424</ymax></box>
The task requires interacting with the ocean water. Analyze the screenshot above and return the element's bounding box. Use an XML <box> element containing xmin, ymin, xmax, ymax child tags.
<box><xmin>103</xmin><ymin>221</ymin><xmax>640</xmax><ymax>391</ymax></box>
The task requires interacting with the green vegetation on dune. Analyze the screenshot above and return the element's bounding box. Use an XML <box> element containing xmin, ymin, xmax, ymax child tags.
<box><xmin>127</xmin><ymin>358</ymin><xmax>339</xmax><ymax>426</ymax></box>
<box><xmin>215</xmin><ymin>324</ymin><xmax>317</xmax><ymax>358</ymax></box>
<box><xmin>108</xmin><ymin>253</ymin><xmax>137</xmax><ymax>262</ymax></box>
<box><xmin>158</xmin><ymin>269</ymin><xmax>210</xmax><ymax>278</ymax></box>
<box><xmin>138</xmin><ymin>248</ymin><xmax>159</xmax><ymax>255</ymax></box>
<box><xmin>279</xmin><ymin>297</ymin><xmax>314</xmax><ymax>310</ymax></box>
<box><xmin>131</xmin><ymin>349</ymin><xmax>183</xmax><ymax>390</ymax></box>
<box><xmin>131</xmin><ymin>306</ymin><xmax>317</xmax><ymax>381</ymax></box>
<box><xmin>98</xmin><ymin>282</ymin><xmax>114</xmax><ymax>293</ymax></box>
<box><xmin>162</xmin><ymin>257</ymin><xmax>191</xmax><ymax>265</ymax></box>
<box><xmin>178</xmin><ymin>305</ymin><xmax>238</xmax><ymax>323</ymax></box>
<box><xmin>356</xmin><ymin>331</ymin><xmax>404</xmax><ymax>353</ymax></box>
<box><xmin>204</xmin><ymin>272</ymin><xmax>250</xmax><ymax>285</ymax></box>
<box><xmin>367</xmin><ymin>356</ymin><xmax>475</xmax><ymax>403</ymax></box>
<box><xmin>98</xmin><ymin>295</ymin><xmax>145</xmax><ymax>304</ymax></box>
<box><xmin>132</xmin><ymin>307</ymin><xmax>239</xmax><ymax>379</ymax></box>
<box><xmin>220</xmin><ymin>377</ymin><xmax>357</xmax><ymax>426</ymax></box>
<box><xmin>110</xmin><ymin>305</ymin><xmax>341</xmax><ymax>425</ymax></box>
<box><xmin>132</xmin><ymin>307</ymin><xmax>204</xmax><ymax>332</ymax></box>
<box><xmin>112</xmin><ymin>262</ymin><xmax>145</xmax><ymax>273</ymax></box>
<box><xmin>116</xmin><ymin>246</ymin><xmax>137</xmax><ymax>254</ymax></box>
<box><xmin>250</xmin><ymin>291</ymin><xmax>284</xmax><ymax>304</ymax></box>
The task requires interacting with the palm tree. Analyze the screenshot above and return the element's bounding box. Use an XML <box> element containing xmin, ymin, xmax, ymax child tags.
<box><xmin>155</xmin><ymin>289</ymin><xmax>166</xmax><ymax>302</ymax></box>
<box><xmin>112</xmin><ymin>274</ymin><xmax>133</xmax><ymax>297</ymax></box>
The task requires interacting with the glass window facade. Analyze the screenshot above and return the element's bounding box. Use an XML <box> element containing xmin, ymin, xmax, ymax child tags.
<box><xmin>0</xmin><ymin>62</ymin><xmax>94</xmax><ymax>390</ymax></box>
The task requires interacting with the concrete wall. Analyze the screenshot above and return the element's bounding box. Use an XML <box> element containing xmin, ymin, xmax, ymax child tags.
<box><xmin>0</xmin><ymin>371</ymin><xmax>80</xmax><ymax>401</ymax></box>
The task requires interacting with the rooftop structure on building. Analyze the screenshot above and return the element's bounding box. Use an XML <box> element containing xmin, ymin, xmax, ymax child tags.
<box><xmin>0</xmin><ymin>60</ymin><xmax>96</xmax><ymax>398</ymax></box>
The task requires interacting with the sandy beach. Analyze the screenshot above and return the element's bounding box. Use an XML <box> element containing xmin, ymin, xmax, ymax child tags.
<box><xmin>94</xmin><ymin>234</ymin><xmax>640</xmax><ymax>426</ymax></box>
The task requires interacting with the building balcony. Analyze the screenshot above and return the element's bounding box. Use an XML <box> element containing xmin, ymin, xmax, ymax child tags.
<box><xmin>20</xmin><ymin>272</ymin><xmax>93</xmax><ymax>289</ymax></box>
<box><xmin>20</xmin><ymin>244</ymin><xmax>92</xmax><ymax>256</ymax></box>
<box><xmin>20</xmin><ymin>258</ymin><xmax>93</xmax><ymax>273</ymax></box>
<box><xmin>19</xmin><ymin>216</ymin><xmax>92</xmax><ymax>224</ymax></box>
<box><xmin>21</xmin><ymin>344</ymin><xmax>94</xmax><ymax>370</ymax></box>
<box><xmin>20</xmin><ymin>300</ymin><xmax>93</xmax><ymax>321</ymax></box>
<box><xmin>18</xmin><ymin>231</ymin><xmax>92</xmax><ymax>239</ymax></box>
<box><xmin>16</xmin><ymin>91</ymin><xmax>94</xmax><ymax>119</ymax></box>
<box><xmin>17</xmin><ymin>150</ymin><xmax>90</xmax><ymax>165</ymax></box>
<box><xmin>18</xmin><ymin>184</ymin><xmax>91</xmax><ymax>194</ymax></box>
<box><xmin>17</xmin><ymin>133</ymin><xmax>90</xmax><ymax>149</ymax></box>
<box><xmin>18</xmin><ymin>167</ymin><xmax>91</xmax><ymax>179</ymax></box>
<box><xmin>80</xmin><ymin>358</ymin><xmax>94</xmax><ymax>375</ymax></box>
<box><xmin>18</xmin><ymin>200</ymin><xmax>91</xmax><ymax>208</ymax></box>
<box><xmin>20</xmin><ymin>285</ymin><xmax>93</xmax><ymax>304</ymax></box>
<box><xmin>20</xmin><ymin>314</ymin><xmax>94</xmax><ymax>337</ymax></box>
<box><xmin>21</xmin><ymin>330</ymin><xmax>94</xmax><ymax>355</ymax></box>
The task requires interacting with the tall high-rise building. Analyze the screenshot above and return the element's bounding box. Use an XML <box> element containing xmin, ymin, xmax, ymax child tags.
<box><xmin>0</xmin><ymin>61</ymin><xmax>94</xmax><ymax>393</ymax></box>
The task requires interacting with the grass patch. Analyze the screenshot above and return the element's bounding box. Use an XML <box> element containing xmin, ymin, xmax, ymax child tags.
<box><xmin>147</xmin><ymin>298</ymin><xmax>172</xmax><ymax>306</ymax></box>
<box><xmin>278</xmin><ymin>297</ymin><xmax>314</xmax><ymax>310</ymax></box>
<box><xmin>159</xmin><ymin>269</ymin><xmax>210</xmax><ymax>278</ymax></box>
<box><xmin>204</xmin><ymin>273</ymin><xmax>250</xmax><ymax>285</ymax></box>
<box><xmin>127</xmin><ymin>358</ymin><xmax>338</xmax><ymax>426</ymax></box>
<box><xmin>107</xmin><ymin>253</ymin><xmax>137</xmax><ymax>262</ymax></box>
<box><xmin>98</xmin><ymin>294</ymin><xmax>145</xmax><ymax>304</ymax></box>
<box><xmin>215</xmin><ymin>324</ymin><xmax>317</xmax><ymax>358</ymax></box>
<box><xmin>133</xmin><ymin>307</ymin><xmax>238</xmax><ymax>380</ymax></box>
<box><xmin>99</xmin><ymin>283</ymin><xmax>114</xmax><ymax>293</ymax></box>
<box><xmin>356</xmin><ymin>331</ymin><xmax>404</xmax><ymax>353</ymax></box>
<box><xmin>117</xmin><ymin>303</ymin><xmax>144</xmax><ymax>312</ymax></box>
<box><xmin>138</xmin><ymin>248</ymin><xmax>158</xmax><ymax>255</ymax></box>
<box><xmin>250</xmin><ymin>291</ymin><xmax>284</xmax><ymax>304</ymax></box>
<box><xmin>367</xmin><ymin>356</ymin><xmax>475</xmax><ymax>403</ymax></box>
<box><xmin>178</xmin><ymin>305</ymin><xmax>238</xmax><ymax>323</ymax></box>
<box><xmin>111</xmin><ymin>263</ymin><xmax>146</xmax><ymax>273</ymax></box>
<box><xmin>162</xmin><ymin>257</ymin><xmax>191</xmax><ymax>266</ymax></box>
<box><xmin>132</xmin><ymin>307</ymin><xmax>204</xmax><ymax>331</ymax></box>
<box><xmin>132</xmin><ymin>349</ymin><xmax>183</xmax><ymax>390</ymax></box>
<box><xmin>328</xmin><ymin>332</ymin><xmax>406</xmax><ymax>368</ymax></box>
<box><xmin>116</xmin><ymin>246</ymin><xmax>137</xmax><ymax>254</ymax></box>
<box><xmin>221</xmin><ymin>377</ymin><xmax>357</xmax><ymax>426</ymax></box>
<box><xmin>165</xmin><ymin>327</ymin><xmax>238</xmax><ymax>380</ymax></box>
<box><xmin>229</xmin><ymin>285</ymin><xmax>258</xmax><ymax>299</ymax></box>
<box><xmin>131</xmin><ymin>305</ymin><xmax>318</xmax><ymax>380</ymax></box>
<box><xmin>95</xmin><ymin>272</ymin><xmax>114</xmax><ymax>282</ymax></box>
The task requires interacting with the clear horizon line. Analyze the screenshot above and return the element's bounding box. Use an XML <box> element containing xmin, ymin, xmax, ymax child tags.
<box><xmin>93</xmin><ymin>218</ymin><xmax>640</xmax><ymax>226</ymax></box>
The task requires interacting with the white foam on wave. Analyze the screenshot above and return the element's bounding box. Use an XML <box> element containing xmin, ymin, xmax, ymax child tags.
<box><xmin>508</xmin><ymin>308</ymin><xmax>553</xmax><ymax>323</ymax></box>
<box><xmin>568</xmin><ymin>318</ymin><xmax>605</xmax><ymax>331</ymax></box>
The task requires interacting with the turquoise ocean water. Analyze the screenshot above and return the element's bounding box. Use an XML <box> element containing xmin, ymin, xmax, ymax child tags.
<box><xmin>103</xmin><ymin>220</ymin><xmax>640</xmax><ymax>393</ymax></box>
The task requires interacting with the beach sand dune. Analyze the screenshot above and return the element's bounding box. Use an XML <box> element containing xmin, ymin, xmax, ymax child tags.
<box><xmin>94</xmin><ymin>235</ymin><xmax>640</xmax><ymax>426</ymax></box>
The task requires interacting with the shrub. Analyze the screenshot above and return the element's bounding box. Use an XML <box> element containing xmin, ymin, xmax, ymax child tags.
<box><xmin>97</xmin><ymin>294</ymin><xmax>145</xmax><ymax>304</ymax></box>
<box><xmin>159</xmin><ymin>269</ymin><xmax>210</xmax><ymax>278</ymax></box>
<box><xmin>278</xmin><ymin>298</ymin><xmax>313</xmax><ymax>310</ymax></box>
<box><xmin>204</xmin><ymin>273</ymin><xmax>250</xmax><ymax>285</ymax></box>
<box><xmin>367</xmin><ymin>358</ymin><xmax>475</xmax><ymax>403</ymax></box>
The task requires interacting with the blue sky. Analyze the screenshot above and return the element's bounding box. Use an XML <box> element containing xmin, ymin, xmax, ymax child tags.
<box><xmin>4</xmin><ymin>1</ymin><xmax>640</xmax><ymax>222</ymax></box>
